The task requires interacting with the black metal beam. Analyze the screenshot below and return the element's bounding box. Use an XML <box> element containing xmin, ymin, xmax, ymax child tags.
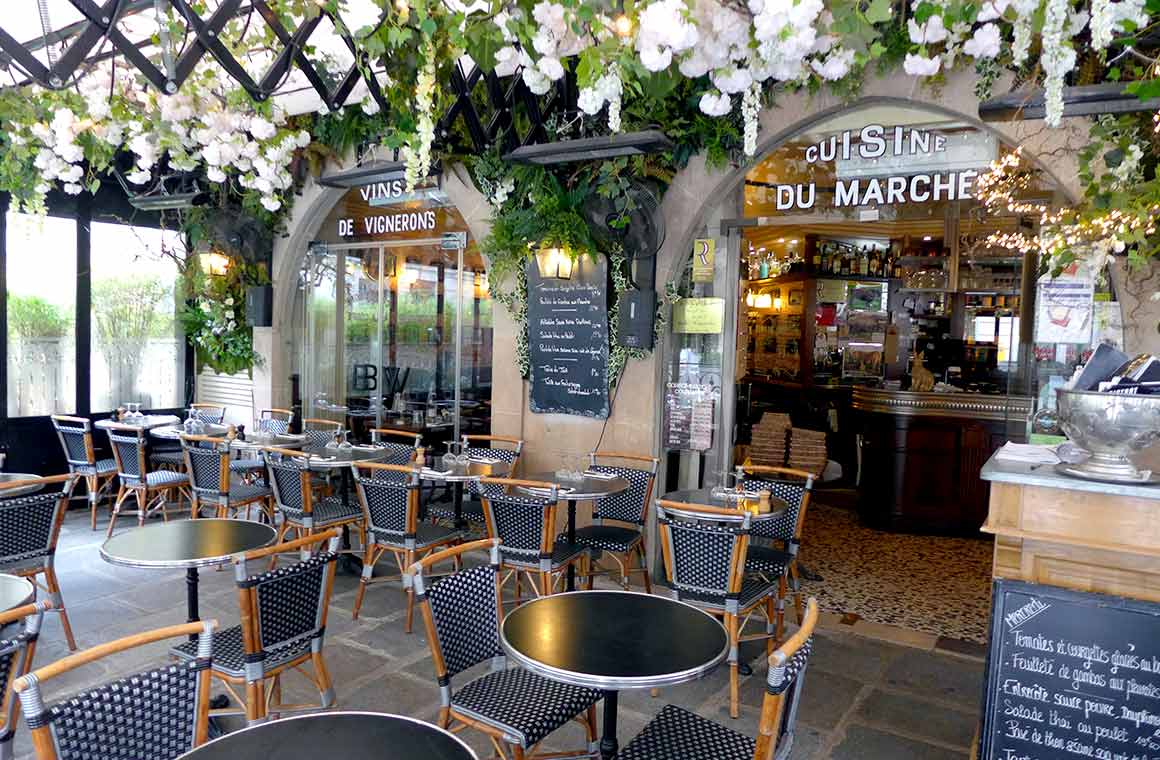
<box><xmin>979</xmin><ymin>82</ymin><xmax>1160</xmax><ymax>122</ymax></box>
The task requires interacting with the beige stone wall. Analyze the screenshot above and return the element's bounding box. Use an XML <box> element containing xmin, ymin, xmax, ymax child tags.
<box><xmin>261</xmin><ymin>69</ymin><xmax>1098</xmax><ymax>473</ymax></box>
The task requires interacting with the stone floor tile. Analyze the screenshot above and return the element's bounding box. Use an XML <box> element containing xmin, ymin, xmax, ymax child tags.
<box><xmin>882</xmin><ymin>649</ymin><xmax>985</xmax><ymax>711</ymax></box>
<box><xmin>830</xmin><ymin>724</ymin><xmax>969</xmax><ymax>760</ymax></box>
<box><xmin>808</xmin><ymin>629</ymin><xmax>908</xmax><ymax>682</ymax></box>
<box><xmin>741</xmin><ymin>666</ymin><xmax>864</xmax><ymax>730</ymax></box>
<box><xmin>854</xmin><ymin>689</ymin><xmax>978</xmax><ymax>749</ymax></box>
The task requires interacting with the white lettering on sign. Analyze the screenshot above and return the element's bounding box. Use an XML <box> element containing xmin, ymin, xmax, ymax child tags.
<box><xmin>359</xmin><ymin>180</ymin><xmax>408</xmax><ymax>203</ymax></box>
<box><xmin>339</xmin><ymin>210</ymin><xmax>438</xmax><ymax>237</ymax></box>
<box><xmin>774</xmin><ymin>124</ymin><xmax>979</xmax><ymax>210</ymax></box>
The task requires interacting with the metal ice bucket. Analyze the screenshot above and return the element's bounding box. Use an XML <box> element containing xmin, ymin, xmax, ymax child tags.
<box><xmin>1056</xmin><ymin>388</ymin><xmax>1160</xmax><ymax>481</ymax></box>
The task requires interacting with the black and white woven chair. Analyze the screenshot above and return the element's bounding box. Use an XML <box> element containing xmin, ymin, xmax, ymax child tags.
<box><xmin>301</xmin><ymin>418</ymin><xmax>342</xmax><ymax>448</ymax></box>
<box><xmin>656</xmin><ymin>500</ymin><xmax>779</xmax><ymax>719</ymax></box>
<box><xmin>427</xmin><ymin>434</ymin><xmax>523</xmax><ymax>525</ymax></box>
<box><xmin>0</xmin><ymin>475</ymin><xmax>77</xmax><ymax>651</ymax></box>
<box><xmin>475</xmin><ymin>477</ymin><xmax>588</xmax><ymax>601</ymax></box>
<box><xmin>368</xmin><ymin>428</ymin><xmax>422</xmax><ymax>466</ymax></box>
<box><xmin>15</xmin><ymin>620</ymin><xmax>217</xmax><ymax>760</ymax></box>
<box><xmin>152</xmin><ymin>405</ymin><xmax>228</xmax><ymax>470</ymax></box>
<box><xmin>740</xmin><ymin>466</ymin><xmax>815</xmax><ymax>640</ymax></box>
<box><xmin>105</xmin><ymin>424</ymin><xmax>187</xmax><ymax>538</ymax></box>
<box><xmin>171</xmin><ymin>530</ymin><xmax>340</xmax><ymax>725</ymax></box>
<box><xmin>50</xmin><ymin>416</ymin><xmax>116</xmax><ymax>531</ymax></box>
<box><xmin>560</xmin><ymin>451</ymin><xmax>657</xmax><ymax>592</ymax></box>
<box><xmin>0</xmin><ymin>601</ymin><xmax>49</xmax><ymax>760</ymax></box>
<box><xmin>350</xmin><ymin>462</ymin><xmax>462</xmax><ymax>630</ymax></box>
<box><xmin>410</xmin><ymin>538</ymin><xmax>599</xmax><ymax>760</ymax></box>
<box><xmin>228</xmin><ymin>409</ymin><xmax>298</xmax><ymax>477</ymax></box>
<box><xmin>263</xmin><ymin>447</ymin><xmax>365</xmax><ymax>553</ymax></box>
<box><xmin>619</xmin><ymin>598</ymin><xmax>819</xmax><ymax>760</ymax></box>
<box><xmin>181</xmin><ymin>435</ymin><xmax>273</xmax><ymax>522</ymax></box>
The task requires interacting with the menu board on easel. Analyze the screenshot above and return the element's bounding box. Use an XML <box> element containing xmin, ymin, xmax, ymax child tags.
<box><xmin>981</xmin><ymin>579</ymin><xmax>1160</xmax><ymax>759</ymax></box>
<box><xmin>526</xmin><ymin>257</ymin><xmax>610</xmax><ymax>418</ymax></box>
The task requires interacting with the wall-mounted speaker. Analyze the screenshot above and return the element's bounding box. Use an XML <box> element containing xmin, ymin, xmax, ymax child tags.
<box><xmin>616</xmin><ymin>289</ymin><xmax>657</xmax><ymax>350</ymax></box>
<box><xmin>246</xmin><ymin>285</ymin><xmax>273</xmax><ymax>327</ymax></box>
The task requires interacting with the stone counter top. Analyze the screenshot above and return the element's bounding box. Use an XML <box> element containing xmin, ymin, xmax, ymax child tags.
<box><xmin>980</xmin><ymin>455</ymin><xmax>1160</xmax><ymax>501</ymax></box>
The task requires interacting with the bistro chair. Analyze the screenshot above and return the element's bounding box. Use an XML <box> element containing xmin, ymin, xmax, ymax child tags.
<box><xmin>105</xmin><ymin>424</ymin><xmax>187</xmax><ymax>538</ymax></box>
<box><xmin>0</xmin><ymin>476</ymin><xmax>77</xmax><ymax>651</ymax></box>
<box><xmin>263</xmin><ymin>447</ymin><xmax>365</xmax><ymax>552</ymax></box>
<box><xmin>350</xmin><ymin>462</ymin><xmax>463</xmax><ymax>629</ymax></box>
<box><xmin>227</xmin><ymin>409</ymin><xmax>300</xmax><ymax>478</ymax></box>
<box><xmin>657</xmin><ymin>500</ymin><xmax>780</xmax><ymax>719</ymax></box>
<box><xmin>49</xmin><ymin>416</ymin><xmax>116</xmax><ymax>531</ymax></box>
<box><xmin>14</xmin><ymin>620</ymin><xmax>216</xmax><ymax>760</ymax></box>
<box><xmin>410</xmin><ymin>538</ymin><xmax>599</xmax><ymax>760</ymax></box>
<box><xmin>152</xmin><ymin>404</ymin><xmax>229</xmax><ymax>470</ymax></box>
<box><xmin>302</xmin><ymin>418</ymin><xmax>342</xmax><ymax>448</ymax></box>
<box><xmin>619</xmin><ymin>598</ymin><xmax>819</xmax><ymax>760</ymax></box>
<box><xmin>171</xmin><ymin>530</ymin><xmax>341</xmax><ymax>725</ymax></box>
<box><xmin>475</xmin><ymin>477</ymin><xmax>589</xmax><ymax>600</ymax></box>
<box><xmin>181</xmin><ymin>435</ymin><xmax>273</xmax><ymax>522</ymax></box>
<box><xmin>740</xmin><ymin>466</ymin><xmax>815</xmax><ymax>639</ymax></box>
<box><xmin>563</xmin><ymin>451</ymin><xmax>657</xmax><ymax>592</ymax></box>
<box><xmin>426</xmin><ymin>434</ymin><xmax>524</xmax><ymax>525</ymax></box>
<box><xmin>368</xmin><ymin>428</ymin><xmax>422</xmax><ymax>465</ymax></box>
<box><xmin>0</xmin><ymin>601</ymin><xmax>50</xmax><ymax>760</ymax></box>
<box><xmin>190</xmin><ymin>403</ymin><xmax>227</xmax><ymax>424</ymax></box>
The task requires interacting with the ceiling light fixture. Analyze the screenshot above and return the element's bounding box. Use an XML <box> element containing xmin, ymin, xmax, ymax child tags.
<box><xmin>505</xmin><ymin>130</ymin><xmax>673</xmax><ymax>165</ymax></box>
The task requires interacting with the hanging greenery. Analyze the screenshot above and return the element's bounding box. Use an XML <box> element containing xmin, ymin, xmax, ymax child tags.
<box><xmin>177</xmin><ymin>254</ymin><xmax>267</xmax><ymax>376</ymax></box>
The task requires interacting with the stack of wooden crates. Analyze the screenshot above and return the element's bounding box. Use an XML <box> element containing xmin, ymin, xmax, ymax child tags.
<box><xmin>747</xmin><ymin>412</ymin><xmax>827</xmax><ymax>477</ymax></box>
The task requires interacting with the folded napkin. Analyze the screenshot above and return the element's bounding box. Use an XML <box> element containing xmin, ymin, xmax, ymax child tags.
<box><xmin>471</xmin><ymin>457</ymin><xmax>502</xmax><ymax>465</ymax></box>
<box><xmin>582</xmin><ymin>470</ymin><xmax>619</xmax><ymax>480</ymax></box>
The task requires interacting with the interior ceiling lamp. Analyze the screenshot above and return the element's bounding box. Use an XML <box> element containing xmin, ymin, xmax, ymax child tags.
<box><xmin>535</xmin><ymin>246</ymin><xmax>574</xmax><ymax>279</ymax></box>
<box><xmin>506</xmin><ymin>130</ymin><xmax>674</xmax><ymax>166</ymax></box>
<box><xmin>978</xmin><ymin>82</ymin><xmax>1160</xmax><ymax>122</ymax></box>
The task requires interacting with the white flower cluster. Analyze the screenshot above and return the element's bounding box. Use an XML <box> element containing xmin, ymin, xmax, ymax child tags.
<box><xmin>577</xmin><ymin>66</ymin><xmax>624</xmax><ymax>132</ymax></box>
<box><xmin>1111</xmin><ymin>143</ymin><xmax>1144</xmax><ymax>188</ymax></box>
<box><xmin>403</xmin><ymin>44</ymin><xmax>438</xmax><ymax>192</ymax></box>
<box><xmin>1040</xmin><ymin>0</ymin><xmax>1078</xmax><ymax>127</ymax></box>
<box><xmin>30</xmin><ymin>108</ymin><xmax>86</xmax><ymax>195</ymax></box>
<box><xmin>742</xmin><ymin>84</ymin><xmax>760</xmax><ymax>156</ymax></box>
<box><xmin>1090</xmin><ymin>0</ymin><xmax>1147</xmax><ymax>48</ymax></box>
<box><xmin>197</xmin><ymin>297</ymin><xmax>239</xmax><ymax>341</ymax></box>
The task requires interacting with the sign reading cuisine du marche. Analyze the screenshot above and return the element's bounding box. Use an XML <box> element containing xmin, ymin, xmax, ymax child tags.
<box><xmin>982</xmin><ymin>580</ymin><xmax>1160</xmax><ymax>760</ymax></box>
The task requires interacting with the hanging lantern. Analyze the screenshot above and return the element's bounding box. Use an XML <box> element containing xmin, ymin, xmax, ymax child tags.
<box><xmin>535</xmin><ymin>246</ymin><xmax>574</xmax><ymax>279</ymax></box>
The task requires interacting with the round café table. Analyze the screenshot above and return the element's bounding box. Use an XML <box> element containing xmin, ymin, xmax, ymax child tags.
<box><xmin>94</xmin><ymin>414</ymin><xmax>181</xmax><ymax>431</ymax></box>
<box><xmin>419</xmin><ymin>458</ymin><xmax>512</xmax><ymax>527</ymax></box>
<box><xmin>149</xmin><ymin>423</ymin><xmax>230</xmax><ymax>441</ymax></box>
<box><xmin>501</xmin><ymin>591</ymin><xmax>728</xmax><ymax>760</ymax></box>
<box><xmin>101</xmin><ymin>519</ymin><xmax>277</xmax><ymax>637</ymax></box>
<box><xmin>0</xmin><ymin>473</ymin><xmax>45</xmax><ymax>499</ymax></box>
<box><xmin>175</xmin><ymin>711</ymin><xmax>477</xmax><ymax>760</ymax></box>
<box><xmin>660</xmin><ymin>487</ymin><xmax>789</xmax><ymax>523</ymax></box>
<box><xmin>299</xmin><ymin>444</ymin><xmax>390</xmax><ymax>573</ymax></box>
<box><xmin>517</xmin><ymin>471</ymin><xmax>629</xmax><ymax>591</ymax></box>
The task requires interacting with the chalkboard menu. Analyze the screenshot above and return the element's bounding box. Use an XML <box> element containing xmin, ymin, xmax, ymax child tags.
<box><xmin>982</xmin><ymin>579</ymin><xmax>1160</xmax><ymax>760</ymax></box>
<box><xmin>527</xmin><ymin>257</ymin><xmax>610</xmax><ymax>418</ymax></box>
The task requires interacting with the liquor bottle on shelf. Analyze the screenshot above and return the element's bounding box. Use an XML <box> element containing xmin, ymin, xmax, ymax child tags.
<box><xmin>840</xmin><ymin>252</ymin><xmax>851</xmax><ymax>276</ymax></box>
<box><xmin>858</xmin><ymin>247</ymin><xmax>869</xmax><ymax>276</ymax></box>
<box><xmin>829</xmin><ymin>246</ymin><xmax>841</xmax><ymax>274</ymax></box>
<box><xmin>811</xmin><ymin>241</ymin><xmax>822</xmax><ymax>271</ymax></box>
<box><xmin>891</xmin><ymin>254</ymin><xmax>903</xmax><ymax>279</ymax></box>
<box><xmin>870</xmin><ymin>248</ymin><xmax>881</xmax><ymax>277</ymax></box>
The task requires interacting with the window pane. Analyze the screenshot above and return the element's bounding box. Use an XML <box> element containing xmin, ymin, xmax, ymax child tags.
<box><xmin>6</xmin><ymin>212</ymin><xmax>77</xmax><ymax>416</ymax></box>
<box><xmin>89</xmin><ymin>222</ymin><xmax>186</xmax><ymax>412</ymax></box>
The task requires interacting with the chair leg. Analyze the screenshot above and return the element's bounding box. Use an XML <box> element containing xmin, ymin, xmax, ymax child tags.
<box><xmin>80</xmin><ymin>475</ymin><xmax>98</xmax><ymax>531</ymax></box>
<box><xmin>727</xmin><ymin>612</ymin><xmax>740</xmax><ymax>719</ymax></box>
<box><xmin>790</xmin><ymin>562</ymin><xmax>804</xmax><ymax>624</ymax></box>
<box><xmin>765</xmin><ymin>596</ymin><xmax>776</xmax><ymax>657</ymax></box>
<box><xmin>776</xmin><ymin>574</ymin><xmax>788</xmax><ymax>641</ymax></box>
<box><xmin>353</xmin><ymin>545</ymin><xmax>379</xmax><ymax>621</ymax></box>
<box><xmin>43</xmin><ymin>565</ymin><xmax>76</xmax><ymax>652</ymax></box>
<box><xmin>312</xmin><ymin>648</ymin><xmax>335</xmax><ymax>709</ymax></box>
<box><xmin>244</xmin><ymin>679</ymin><xmax>264</xmax><ymax>724</ymax></box>
<box><xmin>638</xmin><ymin>543</ymin><xmax>652</xmax><ymax>594</ymax></box>
<box><xmin>107</xmin><ymin>487</ymin><xmax>131</xmax><ymax>538</ymax></box>
<box><xmin>404</xmin><ymin>549</ymin><xmax>417</xmax><ymax>634</ymax></box>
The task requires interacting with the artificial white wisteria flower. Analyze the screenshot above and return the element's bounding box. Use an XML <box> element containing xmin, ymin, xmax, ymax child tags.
<box><xmin>977</xmin><ymin>0</ymin><xmax>1012</xmax><ymax>21</ymax></box>
<box><xmin>908</xmin><ymin>15</ymin><xmax>948</xmax><ymax>44</ymax></box>
<box><xmin>751</xmin><ymin>0</ymin><xmax>824</xmax><ymax>82</ymax></box>
<box><xmin>742</xmin><ymin>83</ymin><xmax>760</xmax><ymax>156</ymax></box>
<box><xmin>577</xmin><ymin>66</ymin><xmax>624</xmax><ymax>131</ymax></box>
<box><xmin>962</xmin><ymin>23</ymin><xmax>1002</xmax><ymax>58</ymax></box>
<box><xmin>712</xmin><ymin>65</ymin><xmax>753</xmax><ymax>94</ymax></box>
<box><xmin>1041</xmin><ymin>0</ymin><xmax>1077</xmax><ymax>126</ymax></box>
<box><xmin>636</xmin><ymin>0</ymin><xmax>699</xmax><ymax>72</ymax></box>
<box><xmin>1011</xmin><ymin>0</ymin><xmax>1039</xmax><ymax>64</ymax></box>
<box><xmin>404</xmin><ymin>43</ymin><xmax>438</xmax><ymax>191</ymax></box>
<box><xmin>1090</xmin><ymin>0</ymin><xmax>1147</xmax><ymax>47</ymax></box>
<box><xmin>249</xmin><ymin>116</ymin><xmax>276</xmax><ymax>140</ymax></box>
<box><xmin>903</xmin><ymin>52</ymin><xmax>941</xmax><ymax>76</ymax></box>
<box><xmin>699</xmin><ymin>90</ymin><xmax>733</xmax><ymax>116</ymax></box>
<box><xmin>63</xmin><ymin>183</ymin><xmax>83</xmax><ymax>195</ymax></box>
<box><xmin>494</xmin><ymin>46</ymin><xmax>520</xmax><ymax>77</ymax></box>
<box><xmin>126</xmin><ymin>169</ymin><xmax>152</xmax><ymax>185</ymax></box>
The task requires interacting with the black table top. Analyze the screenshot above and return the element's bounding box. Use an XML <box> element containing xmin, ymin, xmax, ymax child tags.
<box><xmin>517</xmin><ymin>471</ymin><xmax>630</xmax><ymax>501</ymax></box>
<box><xmin>501</xmin><ymin>591</ymin><xmax>728</xmax><ymax>690</ymax></box>
<box><xmin>175</xmin><ymin>712</ymin><xmax>477</xmax><ymax>760</ymax></box>
<box><xmin>100</xmin><ymin>519</ymin><xmax>277</xmax><ymax>569</ymax></box>
<box><xmin>0</xmin><ymin>574</ymin><xmax>34</xmax><ymax>612</ymax></box>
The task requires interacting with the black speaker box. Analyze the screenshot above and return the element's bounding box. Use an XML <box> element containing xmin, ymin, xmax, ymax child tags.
<box><xmin>616</xmin><ymin>289</ymin><xmax>657</xmax><ymax>350</ymax></box>
<box><xmin>246</xmin><ymin>285</ymin><xmax>273</xmax><ymax>327</ymax></box>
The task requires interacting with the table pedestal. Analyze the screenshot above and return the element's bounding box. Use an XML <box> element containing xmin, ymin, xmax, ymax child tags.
<box><xmin>566</xmin><ymin>499</ymin><xmax>577</xmax><ymax>591</ymax></box>
<box><xmin>600</xmin><ymin>690</ymin><xmax>618</xmax><ymax>760</ymax></box>
<box><xmin>453</xmin><ymin>481</ymin><xmax>465</xmax><ymax>528</ymax></box>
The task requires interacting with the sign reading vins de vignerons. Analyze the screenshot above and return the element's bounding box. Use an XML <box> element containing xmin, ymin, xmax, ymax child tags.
<box><xmin>334</xmin><ymin>179</ymin><xmax>439</xmax><ymax>237</ymax></box>
<box><xmin>769</xmin><ymin>124</ymin><xmax>984</xmax><ymax>211</ymax></box>
<box><xmin>526</xmin><ymin>256</ymin><xmax>610</xmax><ymax>419</ymax></box>
<box><xmin>982</xmin><ymin>580</ymin><xmax>1160</xmax><ymax>760</ymax></box>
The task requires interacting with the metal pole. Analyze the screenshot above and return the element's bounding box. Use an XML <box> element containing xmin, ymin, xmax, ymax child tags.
<box><xmin>454</xmin><ymin>242</ymin><xmax>464</xmax><ymax>443</ymax></box>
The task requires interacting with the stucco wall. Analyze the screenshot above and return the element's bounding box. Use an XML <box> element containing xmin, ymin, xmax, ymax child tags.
<box><xmin>262</xmin><ymin>68</ymin><xmax>1115</xmax><ymax>473</ymax></box>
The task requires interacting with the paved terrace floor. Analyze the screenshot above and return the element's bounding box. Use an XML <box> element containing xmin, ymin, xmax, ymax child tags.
<box><xmin>13</xmin><ymin>507</ymin><xmax>986</xmax><ymax>760</ymax></box>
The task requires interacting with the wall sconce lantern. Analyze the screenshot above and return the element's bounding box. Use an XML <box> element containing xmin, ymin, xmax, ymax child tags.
<box><xmin>197</xmin><ymin>249</ymin><xmax>232</xmax><ymax>277</ymax></box>
<box><xmin>535</xmin><ymin>246</ymin><xmax>574</xmax><ymax>280</ymax></box>
<box><xmin>475</xmin><ymin>272</ymin><xmax>490</xmax><ymax>296</ymax></box>
<box><xmin>745</xmin><ymin>290</ymin><xmax>756</xmax><ymax>307</ymax></box>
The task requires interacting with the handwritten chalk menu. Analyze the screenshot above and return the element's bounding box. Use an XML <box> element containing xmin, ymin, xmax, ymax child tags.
<box><xmin>527</xmin><ymin>257</ymin><xmax>610</xmax><ymax>418</ymax></box>
<box><xmin>664</xmin><ymin>382</ymin><xmax>719</xmax><ymax>451</ymax></box>
<box><xmin>982</xmin><ymin>580</ymin><xmax>1160</xmax><ymax>760</ymax></box>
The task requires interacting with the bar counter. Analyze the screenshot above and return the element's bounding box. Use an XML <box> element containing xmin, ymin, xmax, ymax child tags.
<box><xmin>851</xmin><ymin>388</ymin><xmax>1033</xmax><ymax>535</ymax></box>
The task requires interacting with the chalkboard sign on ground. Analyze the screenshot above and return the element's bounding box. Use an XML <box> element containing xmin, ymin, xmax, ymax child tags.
<box><xmin>527</xmin><ymin>256</ymin><xmax>610</xmax><ymax>418</ymax></box>
<box><xmin>982</xmin><ymin>579</ymin><xmax>1160</xmax><ymax>760</ymax></box>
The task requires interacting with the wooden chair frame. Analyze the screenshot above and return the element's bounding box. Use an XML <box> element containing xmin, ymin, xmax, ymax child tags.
<box><xmin>262</xmin><ymin>448</ymin><xmax>366</xmax><ymax>556</ymax></box>
<box><xmin>189</xmin><ymin>403</ymin><xmax>227</xmax><ymax>423</ymax></box>
<box><xmin>369</xmin><ymin>428</ymin><xmax>422</xmax><ymax>449</ymax></box>
<box><xmin>350</xmin><ymin>462</ymin><xmax>462</xmax><ymax>631</ymax></box>
<box><xmin>0</xmin><ymin>475</ymin><xmax>77</xmax><ymax>651</ymax></box>
<box><xmin>202</xmin><ymin>530</ymin><xmax>341</xmax><ymax>725</ymax></box>
<box><xmin>0</xmin><ymin>601</ymin><xmax>50</xmax><ymax>758</ymax></box>
<box><xmin>656</xmin><ymin>500</ymin><xmax>778</xmax><ymax>719</ymax></box>
<box><xmin>105</xmin><ymin>424</ymin><xmax>184</xmax><ymax>538</ymax></box>
<box><xmin>50</xmin><ymin>415</ymin><xmax>116</xmax><ymax>531</ymax></box>
<box><xmin>478</xmin><ymin>477</ymin><xmax>590</xmax><ymax>603</ymax></box>
<box><xmin>411</xmin><ymin>539</ymin><xmax>598</xmax><ymax>760</ymax></box>
<box><xmin>180</xmin><ymin>435</ymin><xmax>273</xmax><ymax>522</ymax></box>
<box><xmin>14</xmin><ymin>621</ymin><xmax>216</xmax><ymax>760</ymax></box>
<box><xmin>740</xmin><ymin>465</ymin><xmax>816</xmax><ymax>637</ymax></box>
<box><xmin>753</xmin><ymin>599</ymin><xmax>819</xmax><ymax>760</ymax></box>
<box><xmin>578</xmin><ymin>451</ymin><xmax>659</xmax><ymax>593</ymax></box>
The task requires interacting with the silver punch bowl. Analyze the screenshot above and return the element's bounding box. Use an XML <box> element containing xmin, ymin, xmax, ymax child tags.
<box><xmin>1055</xmin><ymin>388</ymin><xmax>1160</xmax><ymax>482</ymax></box>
